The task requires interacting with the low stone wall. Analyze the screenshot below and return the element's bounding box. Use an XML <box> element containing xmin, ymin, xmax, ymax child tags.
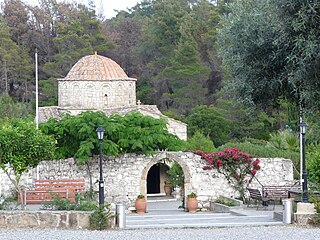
<box><xmin>0</xmin><ymin>211</ymin><xmax>107</xmax><ymax>229</ymax></box>
<box><xmin>0</xmin><ymin>152</ymin><xmax>295</xmax><ymax>210</ymax></box>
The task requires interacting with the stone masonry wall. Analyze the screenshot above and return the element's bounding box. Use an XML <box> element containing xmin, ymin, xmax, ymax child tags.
<box><xmin>0</xmin><ymin>152</ymin><xmax>294</xmax><ymax>209</ymax></box>
<box><xmin>58</xmin><ymin>80</ymin><xmax>136</xmax><ymax>110</ymax></box>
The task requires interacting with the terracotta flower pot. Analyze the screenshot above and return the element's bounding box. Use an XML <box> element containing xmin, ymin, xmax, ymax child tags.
<box><xmin>164</xmin><ymin>184</ymin><xmax>172</xmax><ymax>196</ymax></box>
<box><xmin>187</xmin><ymin>197</ymin><xmax>198</xmax><ymax>213</ymax></box>
<box><xmin>135</xmin><ymin>198</ymin><xmax>147</xmax><ymax>214</ymax></box>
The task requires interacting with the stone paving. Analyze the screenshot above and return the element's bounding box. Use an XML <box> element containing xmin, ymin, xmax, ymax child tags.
<box><xmin>126</xmin><ymin>197</ymin><xmax>283</xmax><ymax>229</ymax></box>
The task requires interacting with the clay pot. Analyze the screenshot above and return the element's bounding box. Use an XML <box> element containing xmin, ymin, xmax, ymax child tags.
<box><xmin>187</xmin><ymin>197</ymin><xmax>198</xmax><ymax>213</ymax></box>
<box><xmin>164</xmin><ymin>184</ymin><xmax>172</xmax><ymax>196</ymax></box>
<box><xmin>135</xmin><ymin>198</ymin><xmax>147</xmax><ymax>214</ymax></box>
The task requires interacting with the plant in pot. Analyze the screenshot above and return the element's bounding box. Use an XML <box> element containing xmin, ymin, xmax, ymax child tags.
<box><xmin>164</xmin><ymin>181</ymin><xmax>172</xmax><ymax>196</ymax></box>
<box><xmin>135</xmin><ymin>194</ymin><xmax>146</xmax><ymax>214</ymax></box>
<box><xmin>167</xmin><ymin>162</ymin><xmax>184</xmax><ymax>199</ymax></box>
<box><xmin>187</xmin><ymin>192</ymin><xmax>198</xmax><ymax>213</ymax></box>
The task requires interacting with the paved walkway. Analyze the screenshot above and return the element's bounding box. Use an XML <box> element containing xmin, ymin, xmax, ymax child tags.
<box><xmin>126</xmin><ymin>197</ymin><xmax>283</xmax><ymax>229</ymax></box>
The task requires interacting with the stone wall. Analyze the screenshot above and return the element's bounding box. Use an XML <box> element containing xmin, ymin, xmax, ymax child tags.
<box><xmin>0</xmin><ymin>211</ymin><xmax>115</xmax><ymax>229</ymax></box>
<box><xmin>0</xmin><ymin>152</ymin><xmax>295</xmax><ymax>209</ymax></box>
<box><xmin>58</xmin><ymin>80</ymin><xmax>136</xmax><ymax>110</ymax></box>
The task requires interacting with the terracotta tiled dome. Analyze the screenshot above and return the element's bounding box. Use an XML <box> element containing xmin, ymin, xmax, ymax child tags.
<box><xmin>63</xmin><ymin>54</ymin><xmax>130</xmax><ymax>80</ymax></box>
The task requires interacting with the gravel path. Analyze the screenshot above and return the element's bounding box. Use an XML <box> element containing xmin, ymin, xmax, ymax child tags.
<box><xmin>1</xmin><ymin>226</ymin><xmax>320</xmax><ymax>240</ymax></box>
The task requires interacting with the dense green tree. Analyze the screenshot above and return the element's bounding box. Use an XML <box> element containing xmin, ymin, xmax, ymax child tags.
<box><xmin>215</xmin><ymin>99</ymin><xmax>279</xmax><ymax>140</ymax></box>
<box><xmin>0</xmin><ymin>118</ymin><xmax>55</xmax><ymax>208</ymax></box>
<box><xmin>272</xmin><ymin>0</ymin><xmax>320</xmax><ymax>112</ymax></box>
<box><xmin>0</xmin><ymin>94</ymin><xmax>32</xmax><ymax>118</ymax></box>
<box><xmin>156</xmin><ymin>13</ymin><xmax>210</xmax><ymax>113</ymax></box>
<box><xmin>103</xmin><ymin>12</ymin><xmax>142</xmax><ymax>77</ymax></box>
<box><xmin>2</xmin><ymin>0</ymin><xmax>29</xmax><ymax>46</ymax></box>
<box><xmin>218</xmin><ymin>0</ymin><xmax>282</xmax><ymax>108</ymax></box>
<box><xmin>191</xmin><ymin>0</ymin><xmax>223</xmax><ymax>95</ymax></box>
<box><xmin>187</xmin><ymin>105</ymin><xmax>232</xmax><ymax>146</ymax></box>
<box><xmin>137</xmin><ymin>0</ymin><xmax>189</xmax><ymax>70</ymax></box>
<box><xmin>185</xmin><ymin>131</ymin><xmax>215</xmax><ymax>153</ymax></box>
<box><xmin>43</xmin><ymin>4</ymin><xmax>112</xmax><ymax>78</ymax></box>
<box><xmin>0</xmin><ymin>18</ymin><xmax>32</xmax><ymax>100</ymax></box>
<box><xmin>218</xmin><ymin>0</ymin><xmax>320</xmax><ymax>112</ymax></box>
<box><xmin>40</xmin><ymin>111</ymin><xmax>183</xmax><ymax>160</ymax></box>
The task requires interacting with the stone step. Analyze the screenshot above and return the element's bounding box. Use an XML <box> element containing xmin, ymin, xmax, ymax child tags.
<box><xmin>126</xmin><ymin>213</ymin><xmax>283</xmax><ymax>229</ymax></box>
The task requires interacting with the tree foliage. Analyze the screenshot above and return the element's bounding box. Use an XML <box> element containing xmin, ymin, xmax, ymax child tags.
<box><xmin>307</xmin><ymin>144</ymin><xmax>320</xmax><ymax>186</ymax></box>
<box><xmin>0</xmin><ymin>17</ymin><xmax>32</xmax><ymax>100</ymax></box>
<box><xmin>0</xmin><ymin>118</ymin><xmax>55</xmax><ymax>207</ymax></box>
<box><xmin>0</xmin><ymin>94</ymin><xmax>32</xmax><ymax>118</ymax></box>
<box><xmin>218</xmin><ymin>0</ymin><xmax>320</xmax><ymax>112</ymax></box>
<box><xmin>186</xmin><ymin>131</ymin><xmax>215</xmax><ymax>153</ymax></box>
<box><xmin>187</xmin><ymin>105</ymin><xmax>232</xmax><ymax>146</ymax></box>
<box><xmin>40</xmin><ymin>111</ymin><xmax>184</xmax><ymax>164</ymax></box>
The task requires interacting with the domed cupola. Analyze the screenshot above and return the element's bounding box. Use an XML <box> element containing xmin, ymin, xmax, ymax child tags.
<box><xmin>58</xmin><ymin>53</ymin><xmax>137</xmax><ymax>110</ymax></box>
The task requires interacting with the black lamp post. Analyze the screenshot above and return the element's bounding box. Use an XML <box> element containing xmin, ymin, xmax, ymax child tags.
<box><xmin>300</xmin><ymin>121</ymin><xmax>308</xmax><ymax>203</ymax></box>
<box><xmin>96</xmin><ymin>126</ymin><xmax>105</xmax><ymax>207</ymax></box>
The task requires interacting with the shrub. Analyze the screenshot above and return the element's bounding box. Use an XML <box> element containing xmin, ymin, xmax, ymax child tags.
<box><xmin>187</xmin><ymin>192</ymin><xmax>197</xmax><ymax>198</ymax></box>
<box><xmin>197</xmin><ymin>148</ymin><xmax>261</xmax><ymax>201</ymax></box>
<box><xmin>89</xmin><ymin>204</ymin><xmax>114</xmax><ymax>230</ymax></box>
<box><xmin>0</xmin><ymin>195</ymin><xmax>19</xmax><ymax>210</ymax></box>
<box><xmin>77</xmin><ymin>200</ymin><xmax>99</xmax><ymax>211</ymax></box>
<box><xmin>307</xmin><ymin>144</ymin><xmax>320</xmax><ymax>186</ymax></box>
<box><xmin>137</xmin><ymin>194</ymin><xmax>145</xmax><ymax>199</ymax></box>
<box><xmin>310</xmin><ymin>194</ymin><xmax>320</xmax><ymax>226</ymax></box>
<box><xmin>167</xmin><ymin>162</ymin><xmax>184</xmax><ymax>188</ymax></box>
<box><xmin>42</xmin><ymin>195</ymin><xmax>98</xmax><ymax>211</ymax></box>
<box><xmin>185</xmin><ymin>131</ymin><xmax>215</xmax><ymax>153</ymax></box>
<box><xmin>214</xmin><ymin>198</ymin><xmax>236</xmax><ymax>207</ymax></box>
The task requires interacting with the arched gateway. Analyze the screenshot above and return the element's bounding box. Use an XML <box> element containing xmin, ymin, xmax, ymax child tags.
<box><xmin>140</xmin><ymin>152</ymin><xmax>191</xmax><ymax>206</ymax></box>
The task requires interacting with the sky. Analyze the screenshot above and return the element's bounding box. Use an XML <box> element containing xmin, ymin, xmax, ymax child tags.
<box><xmin>0</xmin><ymin>0</ymin><xmax>142</xmax><ymax>19</ymax></box>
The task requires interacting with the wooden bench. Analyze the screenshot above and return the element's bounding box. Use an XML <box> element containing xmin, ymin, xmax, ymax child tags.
<box><xmin>18</xmin><ymin>179</ymin><xmax>85</xmax><ymax>205</ymax></box>
<box><xmin>247</xmin><ymin>188</ymin><xmax>274</xmax><ymax>210</ymax></box>
<box><xmin>262</xmin><ymin>184</ymin><xmax>301</xmax><ymax>203</ymax></box>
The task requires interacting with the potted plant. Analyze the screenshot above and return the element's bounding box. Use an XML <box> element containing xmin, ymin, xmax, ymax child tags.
<box><xmin>164</xmin><ymin>181</ymin><xmax>172</xmax><ymax>196</ymax></box>
<box><xmin>187</xmin><ymin>192</ymin><xmax>198</xmax><ymax>213</ymax></box>
<box><xmin>135</xmin><ymin>194</ymin><xmax>146</xmax><ymax>214</ymax></box>
<box><xmin>167</xmin><ymin>162</ymin><xmax>184</xmax><ymax>199</ymax></box>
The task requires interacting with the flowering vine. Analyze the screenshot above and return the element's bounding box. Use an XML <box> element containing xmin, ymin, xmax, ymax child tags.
<box><xmin>196</xmin><ymin>148</ymin><xmax>261</xmax><ymax>201</ymax></box>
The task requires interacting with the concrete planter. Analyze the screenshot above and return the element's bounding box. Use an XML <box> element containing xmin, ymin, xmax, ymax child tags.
<box><xmin>210</xmin><ymin>196</ymin><xmax>243</xmax><ymax>213</ymax></box>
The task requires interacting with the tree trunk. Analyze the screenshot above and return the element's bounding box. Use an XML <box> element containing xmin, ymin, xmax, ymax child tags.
<box><xmin>3</xmin><ymin>171</ymin><xmax>25</xmax><ymax>209</ymax></box>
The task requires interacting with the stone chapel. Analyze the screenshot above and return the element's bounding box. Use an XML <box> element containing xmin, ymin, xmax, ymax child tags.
<box><xmin>39</xmin><ymin>53</ymin><xmax>187</xmax><ymax>140</ymax></box>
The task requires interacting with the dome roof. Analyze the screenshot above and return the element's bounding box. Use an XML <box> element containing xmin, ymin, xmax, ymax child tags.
<box><xmin>62</xmin><ymin>54</ymin><xmax>134</xmax><ymax>81</ymax></box>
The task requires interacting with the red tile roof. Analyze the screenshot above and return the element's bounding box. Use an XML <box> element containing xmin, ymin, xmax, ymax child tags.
<box><xmin>62</xmin><ymin>54</ymin><xmax>133</xmax><ymax>80</ymax></box>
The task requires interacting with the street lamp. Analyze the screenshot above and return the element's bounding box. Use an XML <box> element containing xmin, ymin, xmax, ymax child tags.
<box><xmin>96</xmin><ymin>126</ymin><xmax>105</xmax><ymax>206</ymax></box>
<box><xmin>300</xmin><ymin>121</ymin><xmax>308</xmax><ymax>203</ymax></box>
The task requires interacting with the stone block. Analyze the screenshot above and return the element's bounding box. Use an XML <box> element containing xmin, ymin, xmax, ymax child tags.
<box><xmin>6</xmin><ymin>213</ymin><xmax>38</xmax><ymax>228</ymax></box>
<box><xmin>38</xmin><ymin>212</ymin><xmax>59</xmax><ymax>228</ymax></box>
<box><xmin>0</xmin><ymin>215</ymin><xmax>6</xmax><ymax>227</ymax></box>
<box><xmin>69</xmin><ymin>212</ymin><xmax>78</xmax><ymax>228</ymax></box>
<box><xmin>210</xmin><ymin>202</ymin><xmax>230</xmax><ymax>213</ymax></box>
<box><xmin>78</xmin><ymin>212</ymin><xmax>90</xmax><ymax>229</ymax></box>
<box><xmin>294</xmin><ymin>213</ymin><xmax>316</xmax><ymax>225</ymax></box>
<box><xmin>296</xmin><ymin>202</ymin><xmax>316</xmax><ymax>214</ymax></box>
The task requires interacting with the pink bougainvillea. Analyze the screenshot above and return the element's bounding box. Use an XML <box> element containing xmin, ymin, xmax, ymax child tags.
<box><xmin>196</xmin><ymin>148</ymin><xmax>261</xmax><ymax>201</ymax></box>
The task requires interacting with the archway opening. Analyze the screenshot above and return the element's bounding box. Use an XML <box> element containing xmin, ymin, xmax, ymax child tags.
<box><xmin>147</xmin><ymin>163</ymin><xmax>170</xmax><ymax>194</ymax></box>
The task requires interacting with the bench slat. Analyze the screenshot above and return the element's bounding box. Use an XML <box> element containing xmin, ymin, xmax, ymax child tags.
<box><xmin>18</xmin><ymin>179</ymin><xmax>85</xmax><ymax>205</ymax></box>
